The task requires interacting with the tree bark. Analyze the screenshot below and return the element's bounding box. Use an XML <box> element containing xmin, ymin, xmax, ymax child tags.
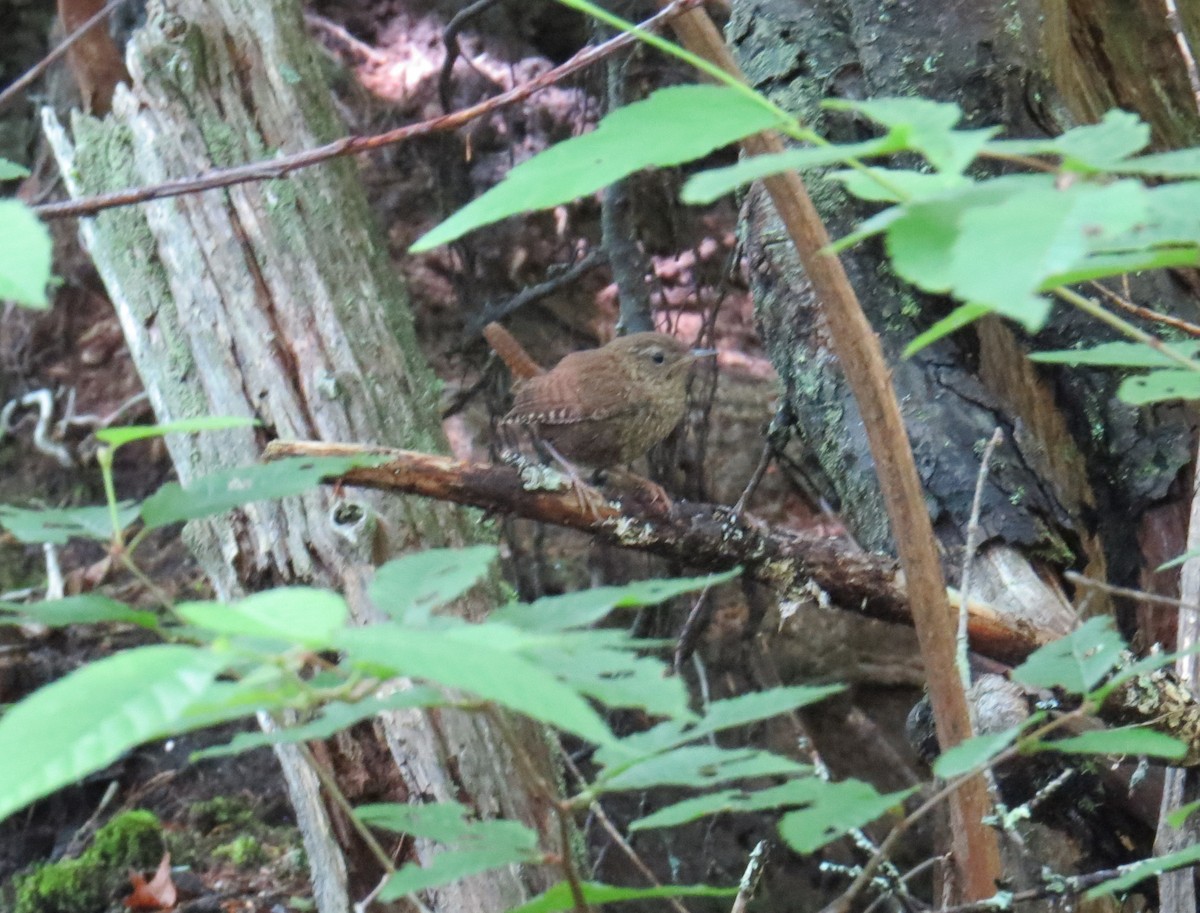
<box><xmin>42</xmin><ymin>2</ymin><xmax>556</xmax><ymax>911</ymax></box>
<box><xmin>729</xmin><ymin>0</ymin><xmax>1200</xmax><ymax>636</ymax></box>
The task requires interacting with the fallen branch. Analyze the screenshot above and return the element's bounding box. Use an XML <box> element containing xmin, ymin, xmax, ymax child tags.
<box><xmin>264</xmin><ymin>439</ymin><xmax>1049</xmax><ymax>665</ymax></box>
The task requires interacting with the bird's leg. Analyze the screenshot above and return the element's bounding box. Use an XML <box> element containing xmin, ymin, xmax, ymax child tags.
<box><xmin>603</xmin><ymin>466</ymin><xmax>673</xmax><ymax>511</ymax></box>
<box><xmin>537</xmin><ymin>440</ymin><xmax>610</xmax><ymax>517</ymax></box>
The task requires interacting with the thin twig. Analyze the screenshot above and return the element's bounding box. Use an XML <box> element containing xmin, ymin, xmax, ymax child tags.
<box><xmin>730</xmin><ymin>840</ymin><xmax>769</xmax><ymax>913</ymax></box>
<box><xmin>556</xmin><ymin>741</ymin><xmax>692</xmax><ymax>913</ymax></box>
<box><xmin>295</xmin><ymin>740</ymin><xmax>397</xmax><ymax>876</ymax></box>
<box><xmin>0</xmin><ymin>0</ymin><xmax>129</xmax><ymax>114</ymax></box>
<box><xmin>465</xmin><ymin>249</ymin><xmax>608</xmax><ymax>337</ymax></box>
<box><xmin>957</xmin><ymin>428</ymin><xmax>1003</xmax><ymax>689</ymax></box>
<box><xmin>1088</xmin><ymin>280</ymin><xmax>1200</xmax><ymax>339</ymax></box>
<box><xmin>438</xmin><ymin>0</ymin><xmax>505</xmax><ymax>112</ymax></box>
<box><xmin>35</xmin><ymin>0</ymin><xmax>707</xmax><ymax>221</ymax></box>
<box><xmin>1065</xmin><ymin>571</ymin><xmax>1200</xmax><ymax>614</ymax></box>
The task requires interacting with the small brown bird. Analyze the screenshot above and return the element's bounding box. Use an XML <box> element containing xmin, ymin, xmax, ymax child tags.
<box><xmin>484</xmin><ymin>323</ymin><xmax>712</xmax><ymax>506</ymax></box>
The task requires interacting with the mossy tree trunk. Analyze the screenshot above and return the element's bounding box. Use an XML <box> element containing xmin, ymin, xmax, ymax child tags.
<box><xmin>43</xmin><ymin>2</ymin><xmax>557</xmax><ymax>911</ymax></box>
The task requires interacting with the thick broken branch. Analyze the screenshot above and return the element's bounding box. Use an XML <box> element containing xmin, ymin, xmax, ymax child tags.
<box><xmin>264</xmin><ymin>439</ymin><xmax>1049</xmax><ymax>665</ymax></box>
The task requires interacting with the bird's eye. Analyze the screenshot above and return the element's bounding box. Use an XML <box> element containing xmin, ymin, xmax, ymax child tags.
<box><xmin>651</xmin><ymin>350</ymin><xmax>666</xmax><ymax>365</ymax></box>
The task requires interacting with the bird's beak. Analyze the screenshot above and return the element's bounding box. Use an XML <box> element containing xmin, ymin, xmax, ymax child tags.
<box><xmin>689</xmin><ymin>348</ymin><xmax>718</xmax><ymax>361</ymax></box>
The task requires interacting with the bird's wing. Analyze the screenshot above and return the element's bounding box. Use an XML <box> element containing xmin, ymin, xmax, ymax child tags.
<box><xmin>505</xmin><ymin>354</ymin><xmax>635</xmax><ymax>425</ymax></box>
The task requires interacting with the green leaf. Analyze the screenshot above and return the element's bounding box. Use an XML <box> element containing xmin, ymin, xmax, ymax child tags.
<box><xmin>140</xmin><ymin>455</ymin><xmax>382</xmax><ymax>530</ymax></box>
<box><xmin>411</xmin><ymin>85</ymin><xmax>785</xmax><ymax>251</ymax></box>
<box><xmin>932</xmin><ymin>726</ymin><xmax>1023</xmax><ymax>779</ymax></box>
<box><xmin>903</xmin><ymin>303</ymin><xmax>990</xmax><ymax>357</ymax></box>
<box><xmin>1159</xmin><ymin>547</ymin><xmax>1200</xmax><ymax>571</ymax></box>
<box><xmin>988</xmin><ymin>111</ymin><xmax>1151</xmax><ymax>170</ymax></box>
<box><xmin>829</xmin><ymin>168</ymin><xmax>969</xmax><ymax>204</ymax></box>
<box><xmin>949</xmin><ymin>181</ymin><xmax>1147</xmax><ymax>331</ymax></box>
<box><xmin>688</xmin><ymin>686</ymin><xmax>844</xmax><ymax>738</ymax></box>
<box><xmin>523</xmin><ymin>630</ymin><xmax>691</xmax><ymax>718</ymax></box>
<box><xmin>0</xmin><ymin>200</ymin><xmax>52</xmax><ymax>309</ymax></box>
<box><xmin>1012</xmin><ymin>616</ymin><xmax>1125</xmax><ymax>695</ymax></box>
<box><xmin>0</xmin><ymin>645</ymin><xmax>225</xmax><ymax>824</ymax></box>
<box><xmin>596</xmin><ymin>745</ymin><xmax>803</xmax><ymax>792</ymax></box>
<box><xmin>94</xmin><ymin>416</ymin><xmax>259</xmax><ymax>449</ymax></box>
<box><xmin>369</xmin><ymin>546</ymin><xmax>498</xmax><ymax>623</ymax></box>
<box><xmin>1040</xmin><ymin>727</ymin><xmax>1187</xmax><ymax>759</ymax></box>
<box><xmin>494</xmin><ymin>569</ymin><xmax>738</xmax><ymax>631</ymax></box>
<box><xmin>192</xmin><ymin>688</ymin><xmax>448</xmax><ymax>760</ymax></box>
<box><xmin>0</xmin><ymin>159</ymin><xmax>31</xmax><ymax>180</ymax></box>
<box><xmin>355</xmin><ymin>802</ymin><xmax>541</xmax><ymax>899</ymax></box>
<box><xmin>681</xmin><ymin>135</ymin><xmax>902</xmax><ymax>204</ymax></box>
<box><xmin>177</xmin><ymin>588</ymin><xmax>348</xmax><ymax>647</ymax></box>
<box><xmin>1041</xmin><ymin>247</ymin><xmax>1200</xmax><ymax>287</ymax></box>
<box><xmin>0</xmin><ymin>595</ymin><xmax>158</xmax><ymax>629</ymax></box>
<box><xmin>337</xmin><ymin>625</ymin><xmax>614</xmax><ymax>744</ymax></box>
<box><xmin>509</xmin><ymin>881</ymin><xmax>737</xmax><ymax>913</ymax></box>
<box><xmin>1118</xmin><ymin>369</ymin><xmax>1200</xmax><ymax>404</ymax></box>
<box><xmin>1030</xmin><ymin>341</ymin><xmax>1200</xmax><ymax>368</ymax></box>
<box><xmin>779</xmin><ymin>780</ymin><xmax>911</xmax><ymax>853</ymax></box>
<box><xmin>1112</xmin><ymin>147</ymin><xmax>1200</xmax><ymax>177</ymax></box>
<box><xmin>0</xmin><ymin>501</ymin><xmax>139</xmax><ymax>544</ymax></box>
<box><xmin>824</xmin><ymin>97</ymin><xmax>994</xmax><ymax>173</ymax></box>
<box><xmin>1084</xmin><ymin>843</ymin><xmax>1200</xmax><ymax>898</ymax></box>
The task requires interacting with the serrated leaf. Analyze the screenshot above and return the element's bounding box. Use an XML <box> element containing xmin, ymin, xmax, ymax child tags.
<box><xmin>597</xmin><ymin>745</ymin><xmax>803</xmax><ymax>792</ymax></box>
<box><xmin>369</xmin><ymin>546</ymin><xmax>497</xmax><ymax>623</ymax></box>
<box><xmin>0</xmin><ymin>645</ymin><xmax>225</xmax><ymax>823</ymax></box>
<box><xmin>0</xmin><ymin>595</ymin><xmax>157</xmax><ymax>629</ymax></box>
<box><xmin>94</xmin><ymin>416</ymin><xmax>259</xmax><ymax>449</ymax></box>
<box><xmin>494</xmin><ymin>569</ymin><xmax>738</xmax><ymax>632</ymax></box>
<box><xmin>682</xmin><ymin>135</ymin><xmax>901</xmax><ymax>204</ymax></box>
<box><xmin>337</xmin><ymin>625</ymin><xmax>613</xmax><ymax>744</ymax></box>
<box><xmin>0</xmin><ymin>200</ymin><xmax>52</xmax><ymax>309</ymax></box>
<box><xmin>947</xmin><ymin>181</ymin><xmax>1147</xmax><ymax>331</ymax></box>
<box><xmin>509</xmin><ymin>881</ymin><xmax>737</xmax><ymax>913</ymax></box>
<box><xmin>1040</xmin><ymin>727</ymin><xmax>1187</xmax><ymax>759</ymax></box>
<box><xmin>1012</xmin><ymin>616</ymin><xmax>1125</xmax><ymax>694</ymax></box>
<box><xmin>1030</xmin><ymin>341</ymin><xmax>1200</xmax><ymax>368</ymax></box>
<box><xmin>933</xmin><ymin>726</ymin><xmax>1023</xmax><ymax>778</ymax></box>
<box><xmin>0</xmin><ymin>501</ymin><xmax>139</xmax><ymax>544</ymax></box>
<box><xmin>779</xmin><ymin>780</ymin><xmax>911</xmax><ymax>853</ymax></box>
<box><xmin>177</xmin><ymin>588</ymin><xmax>348</xmax><ymax>646</ymax></box>
<box><xmin>411</xmin><ymin>85</ymin><xmax>784</xmax><ymax>251</ymax></box>
<box><xmin>1118</xmin><ymin>369</ymin><xmax>1200</xmax><ymax>404</ymax></box>
<box><xmin>524</xmin><ymin>631</ymin><xmax>690</xmax><ymax>718</ymax></box>
<box><xmin>140</xmin><ymin>455</ymin><xmax>383</xmax><ymax>530</ymax></box>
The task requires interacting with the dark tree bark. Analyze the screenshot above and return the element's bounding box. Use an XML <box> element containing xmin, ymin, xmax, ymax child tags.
<box><xmin>43</xmin><ymin>2</ymin><xmax>558</xmax><ymax>911</ymax></box>
<box><xmin>730</xmin><ymin>0</ymin><xmax>1200</xmax><ymax>636</ymax></box>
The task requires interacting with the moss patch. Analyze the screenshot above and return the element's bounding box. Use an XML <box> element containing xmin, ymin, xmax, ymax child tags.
<box><xmin>12</xmin><ymin>810</ymin><xmax>164</xmax><ymax>913</ymax></box>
